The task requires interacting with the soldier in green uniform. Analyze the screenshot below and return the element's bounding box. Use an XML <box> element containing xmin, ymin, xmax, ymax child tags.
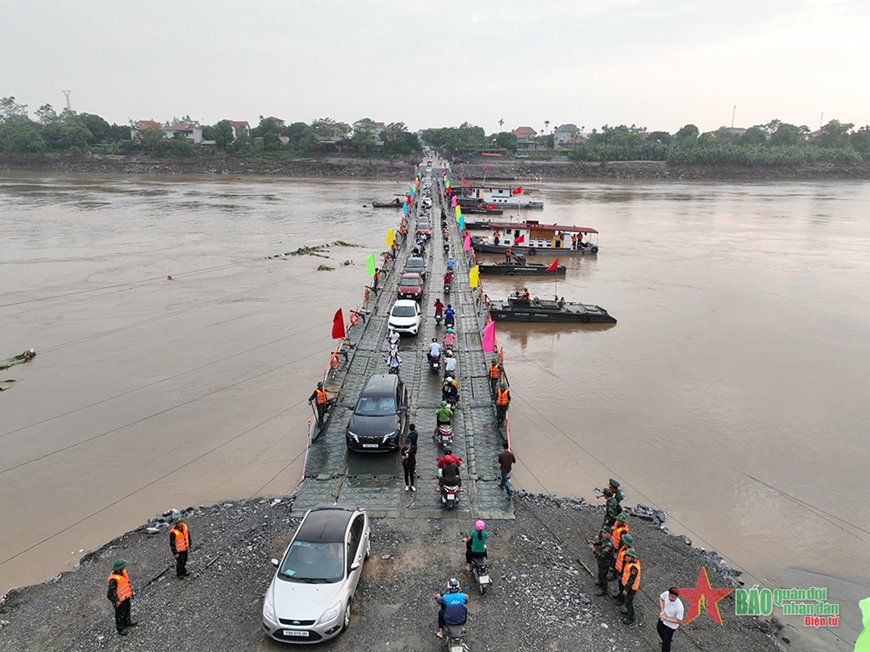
<box><xmin>608</xmin><ymin>478</ymin><xmax>624</xmax><ymax>504</ymax></box>
<box><xmin>620</xmin><ymin>548</ymin><xmax>641</xmax><ymax>624</ymax></box>
<box><xmin>587</xmin><ymin>527</ymin><xmax>615</xmax><ymax>595</ymax></box>
<box><xmin>602</xmin><ymin>487</ymin><xmax>623</xmax><ymax>528</ymax></box>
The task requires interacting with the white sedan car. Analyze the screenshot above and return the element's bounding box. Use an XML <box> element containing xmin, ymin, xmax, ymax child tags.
<box><xmin>262</xmin><ymin>506</ymin><xmax>370</xmax><ymax>644</ymax></box>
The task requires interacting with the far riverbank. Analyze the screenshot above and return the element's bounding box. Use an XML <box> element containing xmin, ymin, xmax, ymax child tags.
<box><xmin>3</xmin><ymin>153</ymin><xmax>870</xmax><ymax>181</ymax></box>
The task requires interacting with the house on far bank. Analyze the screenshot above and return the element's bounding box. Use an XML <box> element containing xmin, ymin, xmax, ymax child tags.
<box><xmin>722</xmin><ymin>127</ymin><xmax>747</xmax><ymax>138</ymax></box>
<box><xmin>512</xmin><ymin>126</ymin><xmax>538</xmax><ymax>150</ymax></box>
<box><xmin>164</xmin><ymin>121</ymin><xmax>203</xmax><ymax>144</ymax></box>
<box><xmin>130</xmin><ymin>119</ymin><xmax>203</xmax><ymax>144</ymax></box>
<box><xmin>226</xmin><ymin>120</ymin><xmax>250</xmax><ymax>142</ymax></box>
<box><xmin>553</xmin><ymin>123</ymin><xmax>581</xmax><ymax>148</ymax></box>
<box><xmin>263</xmin><ymin>116</ymin><xmax>285</xmax><ymax>127</ymax></box>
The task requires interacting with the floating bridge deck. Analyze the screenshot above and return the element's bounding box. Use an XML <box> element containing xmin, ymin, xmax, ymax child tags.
<box><xmin>292</xmin><ymin>171</ymin><xmax>513</xmax><ymax>520</ymax></box>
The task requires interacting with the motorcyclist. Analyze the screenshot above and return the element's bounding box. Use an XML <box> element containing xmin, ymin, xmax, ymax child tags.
<box><xmin>427</xmin><ymin>339</ymin><xmax>442</xmax><ymax>364</ymax></box>
<box><xmin>444</xmin><ymin>304</ymin><xmax>456</xmax><ymax>328</ymax></box>
<box><xmin>433</xmin><ymin>298</ymin><xmax>444</xmax><ymax>321</ymax></box>
<box><xmin>464</xmin><ymin>519</ymin><xmax>489</xmax><ymax>571</ymax></box>
<box><xmin>447</xmin><ymin>257</ymin><xmax>455</xmax><ymax>272</ymax></box>
<box><xmin>438</xmin><ymin>448</ymin><xmax>463</xmax><ymax>486</ymax></box>
<box><xmin>442</xmin><ymin>327</ymin><xmax>456</xmax><ymax>349</ymax></box>
<box><xmin>434</xmin><ymin>402</ymin><xmax>454</xmax><ymax>439</ymax></box>
<box><xmin>435</xmin><ymin>578</ymin><xmax>468</xmax><ymax>640</ymax></box>
<box><xmin>443</xmin><ymin>353</ymin><xmax>457</xmax><ymax>379</ymax></box>
<box><xmin>443</xmin><ymin>270</ymin><xmax>453</xmax><ymax>286</ymax></box>
<box><xmin>387</xmin><ymin>328</ymin><xmax>400</xmax><ymax>349</ymax></box>
<box><xmin>442</xmin><ymin>227</ymin><xmax>449</xmax><ymax>239</ymax></box>
<box><xmin>441</xmin><ymin>376</ymin><xmax>459</xmax><ymax>405</ymax></box>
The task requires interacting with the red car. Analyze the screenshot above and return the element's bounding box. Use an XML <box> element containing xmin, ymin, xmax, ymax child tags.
<box><xmin>397</xmin><ymin>273</ymin><xmax>424</xmax><ymax>301</ymax></box>
<box><xmin>416</xmin><ymin>220</ymin><xmax>432</xmax><ymax>236</ymax></box>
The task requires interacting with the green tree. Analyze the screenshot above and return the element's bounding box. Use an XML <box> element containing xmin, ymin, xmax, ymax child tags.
<box><xmin>850</xmin><ymin>126</ymin><xmax>870</xmax><ymax>158</ymax></box>
<box><xmin>352</xmin><ymin>118</ymin><xmax>378</xmax><ymax>151</ymax></box>
<box><xmin>646</xmin><ymin>131</ymin><xmax>672</xmax><ymax>145</ymax></box>
<box><xmin>0</xmin><ymin>96</ymin><xmax>29</xmax><ymax>119</ymax></box>
<box><xmin>213</xmin><ymin>120</ymin><xmax>234</xmax><ymax>148</ymax></box>
<box><xmin>140</xmin><ymin>127</ymin><xmax>165</xmax><ymax>149</ymax></box>
<box><xmin>740</xmin><ymin>126</ymin><xmax>767</xmax><ymax>145</ymax></box>
<box><xmin>284</xmin><ymin>121</ymin><xmax>315</xmax><ymax>153</ymax></box>
<box><xmin>35</xmin><ymin>103</ymin><xmax>58</xmax><ymax>124</ymax></box>
<box><xmin>673</xmin><ymin>124</ymin><xmax>699</xmax><ymax>142</ymax></box>
<box><xmin>78</xmin><ymin>113</ymin><xmax>111</xmax><ymax>143</ymax></box>
<box><xmin>0</xmin><ymin>114</ymin><xmax>45</xmax><ymax>152</ymax></box>
<box><xmin>494</xmin><ymin>131</ymin><xmax>518</xmax><ymax>152</ymax></box>
<box><xmin>769</xmin><ymin>122</ymin><xmax>806</xmax><ymax>146</ymax></box>
<box><xmin>814</xmin><ymin>119</ymin><xmax>853</xmax><ymax>148</ymax></box>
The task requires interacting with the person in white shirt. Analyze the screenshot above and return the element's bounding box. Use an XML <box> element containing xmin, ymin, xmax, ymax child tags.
<box><xmin>658</xmin><ymin>587</ymin><xmax>685</xmax><ymax>652</ymax></box>
<box><xmin>443</xmin><ymin>354</ymin><xmax>457</xmax><ymax>377</ymax></box>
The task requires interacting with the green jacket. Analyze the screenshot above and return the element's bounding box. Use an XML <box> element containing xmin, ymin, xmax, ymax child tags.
<box><xmin>468</xmin><ymin>529</ymin><xmax>488</xmax><ymax>554</ymax></box>
<box><xmin>592</xmin><ymin>537</ymin><xmax>615</xmax><ymax>564</ymax></box>
<box><xmin>436</xmin><ymin>406</ymin><xmax>453</xmax><ymax>423</ymax></box>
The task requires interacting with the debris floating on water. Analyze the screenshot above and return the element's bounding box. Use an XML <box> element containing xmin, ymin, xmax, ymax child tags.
<box><xmin>0</xmin><ymin>349</ymin><xmax>36</xmax><ymax>371</ymax></box>
<box><xmin>317</xmin><ymin>264</ymin><xmax>335</xmax><ymax>271</ymax></box>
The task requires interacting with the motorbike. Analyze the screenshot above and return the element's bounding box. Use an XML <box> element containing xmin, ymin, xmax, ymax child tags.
<box><xmin>435</xmin><ymin>422</ymin><xmax>453</xmax><ymax>447</ymax></box>
<box><xmin>444</xmin><ymin>283</ymin><xmax>451</xmax><ymax>295</ymax></box>
<box><xmin>444</xmin><ymin>316</ymin><xmax>455</xmax><ymax>329</ymax></box>
<box><xmin>429</xmin><ymin>352</ymin><xmax>441</xmax><ymax>373</ymax></box>
<box><xmin>469</xmin><ymin>555</ymin><xmax>491</xmax><ymax>596</ymax></box>
<box><xmin>442</xmin><ymin>392</ymin><xmax>458</xmax><ymax>409</ymax></box>
<box><xmin>443</xmin><ymin>242</ymin><xmax>450</xmax><ymax>254</ymax></box>
<box><xmin>443</xmin><ymin>622</ymin><xmax>467</xmax><ymax>652</ymax></box>
<box><xmin>440</xmin><ymin>483</ymin><xmax>461</xmax><ymax>510</ymax></box>
<box><xmin>435</xmin><ymin>313</ymin><xmax>443</xmax><ymax>326</ymax></box>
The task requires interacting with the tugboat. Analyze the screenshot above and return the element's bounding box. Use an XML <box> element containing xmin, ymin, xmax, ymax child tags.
<box><xmin>371</xmin><ymin>198</ymin><xmax>403</xmax><ymax>208</ymax></box>
<box><xmin>489</xmin><ymin>292</ymin><xmax>616</xmax><ymax>324</ymax></box>
<box><xmin>472</xmin><ymin>220</ymin><xmax>599</xmax><ymax>256</ymax></box>
<box><xmin>479</xmin><ymin>254</ymin><xmax>566</xmax><ymax>277</ymax></box>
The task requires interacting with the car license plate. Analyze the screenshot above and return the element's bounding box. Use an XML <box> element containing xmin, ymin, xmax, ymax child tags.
<box><xmin>362</xmin><ymin>443</ymin><xmax>378</xmax><ymax>449</ymax></box>
<box><xmin>283</xmin><ymin>630</ymin><xmax>309</xmax><ymax>637</ymax></box>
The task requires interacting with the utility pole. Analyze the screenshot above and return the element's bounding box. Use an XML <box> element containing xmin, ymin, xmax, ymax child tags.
<box><xmin>731</xmin><ymin>105</ymin><xmax>737</xmax><ymax>128</ymax></box>
<box><xmin>62</xmin><ymin>90</ymin><xmax>72</xmax><ymax>111</ymax></box>
<box><xmin>819</xmin><ymin>112</ymin><xmax>824</xmax><ymax>128</ymax></box>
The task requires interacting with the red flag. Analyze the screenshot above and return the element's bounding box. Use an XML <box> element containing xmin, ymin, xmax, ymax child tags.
<box><xmin>512</xmin><ymin>186</ymin><xmax>523</xmax><ymax>195</ymax></box>
<box><xmin>332</xmin><ymin>309</ymin><xmax>346</xmax><ymax>339</ymax></box>
<box><xmin>406</xmin><ymin>194</ymin><xmax>412</xmax><ymax>205</ymax></box>
<box><xmin>515</xmin><ymin>234</ymin><xmax>525</xmax><ymax>244</ymax></box>
<box><xmin>546</xmin><ymin>259</ymin><xmax>559</xmax><ymax>272</ymax></box>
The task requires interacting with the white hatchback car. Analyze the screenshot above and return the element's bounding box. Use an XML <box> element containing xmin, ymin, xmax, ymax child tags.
<box><xmin>262</xmin><ymin>506</ymin><xmax>370</xmax><ymax>644</ymax></box>
<box><xmin>389</xmin><ymin>299</ymin><xmax>422</xmax><ymax>336</ymax></box>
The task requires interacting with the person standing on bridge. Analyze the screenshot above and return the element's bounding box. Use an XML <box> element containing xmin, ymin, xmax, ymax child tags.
<box><xmin>495</xmin><ymin>382</ymin><xmax>511</xmax><ymax>427</ymax></box>
<box><xmin>309</xmin><ymin>382</ymin><xmax>330</xmax><ymax>426</ymax></box>
<box><xmin>497</xmin><ymin>441</ymin><xmax>516</xmax><ymax>499</ymax></box>
<box><xmin>372</xmin><ymin>267</ymin><xmax>380</xmax><ymax>293</ymax></box>
<box><xmin>488</xmin><ymin>358</ymin><xmax>502</xmax><ymax>398</ymax></box>
<box><xmin>401</xmin><ymin>439</ymin><xmax>417</xmax><ymax>492</ymax></box>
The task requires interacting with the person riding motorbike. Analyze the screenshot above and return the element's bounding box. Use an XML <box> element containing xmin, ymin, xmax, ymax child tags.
<box><xmin>464</xmin><ymin>520</ymin><xmax>489</xmax><ymax>570</ymax></box>
<box><xmin>442</xmin><ymin>227</ymin><xmax>449</xmax><ymax>239</ymax></box>
<box><xmin>435</xmin><ymin>578</ymin><xmax>468</xmax><ymax>639</ymax></box>
<box><xmin>442</xmin><ymin>328</ymin><xmax>456</xmax><ymax>349</ymax></box>
<box><xmin>441</xmin><ymin>376</ymin><xmax>459</xmax><ymax>405</ymax></box>
<box><xmin>444</xmin><ymin>305</ymin><xmax>456</xmax><ymax>328</ymax></box>
<box><xmin>427</xmin><ymin>339</ymin><xmax>442</xmax><ymax>364</ymax></box>
<box><xmin>433</xmin><ymin>298</ymin><xmax>444</xmax><ymax>320</ymax></box>
<box><xmin>387</xmin><ymin>328</ymin><xmax>400</xmax><ymax>348</ymax></box>
<box><xmin>447</xmin><ymin>257</ymin><xmax>455</xmax><ymax>272</ymax></box>
<box><xmin>435</xmin><ymin>402</ymin><xmax>454</xmax><ymax>429</ymax></box>
<box><xmin>443</xmin><ymin>270</ymin><xmax>453</xmax><ymax>286</ymax></box>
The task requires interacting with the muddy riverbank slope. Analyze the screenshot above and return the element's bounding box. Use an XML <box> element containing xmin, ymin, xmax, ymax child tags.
<box><xmin>0</xmin><ymin>494</ymin><xmax>786</xmax><ymax>652</ymax></box>
<box><xmin>2</xmin><ymin>153</ymin><xmax>869</xmax><ymax>180</ymax></box>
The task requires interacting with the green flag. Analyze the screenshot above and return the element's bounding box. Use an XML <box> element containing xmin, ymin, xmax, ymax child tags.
<box><xmin>366</xmin><ymin>253</ymin><xmax>376</xmax><ymax>277</ymax></box>
<box><xmin>857</xmin><ymin>597</ymin><xmax>870</xmax><ymax>652</ymax></box>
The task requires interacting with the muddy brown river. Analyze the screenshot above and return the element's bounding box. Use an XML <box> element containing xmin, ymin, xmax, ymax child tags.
<box><xmin>0</xmin><ymin>173</ymin><xmax>867</xmax><ymax>650</ymax></box>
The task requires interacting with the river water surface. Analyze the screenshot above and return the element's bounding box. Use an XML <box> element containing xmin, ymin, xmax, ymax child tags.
<box><xmin>1</xmin><ymin>174</ymin><xmax>867</xmax><ymax>650</ymax></box>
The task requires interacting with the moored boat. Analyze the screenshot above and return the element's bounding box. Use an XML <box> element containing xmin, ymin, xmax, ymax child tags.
<box><xmin>489</xmin><ymin>293</ymin><xmax>616</xmax><ymax>324</ymax></box>
<box><xmin>372</xmin><ymin>199</ymin><xmax>403</xmax><ymax>208</ymax></box>
<box><xmin>472</xmin><ymin>220</ymin><xmax>600</xmax><ymax>256</ymax></box>
<box><xmin>456</xmin><ymin>184</ymin><xmax>543</xmax><ymax>209</ymax></box>
<box><xmin>479</xmin><ymin>255</ymin><xmax>565</xmax><ymax>276</ymax></box>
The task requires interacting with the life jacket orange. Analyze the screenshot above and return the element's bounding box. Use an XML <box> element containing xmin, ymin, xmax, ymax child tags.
<box><xmin>489</xmin><ymin>363</ymin><xmax>501</xmax><ymax>379</ymax></box>
<box><xmin>496</xmin><ymin>388</ymin><xmax>510</xmax><ymax>406</ymax></box>
<box><xmin>108</xmin><ymin>570</ymin><xmax>132</xmax><ymax>604</ymax></box>
<box><xmin>614</xmin><ymin>547</ymin><xmax>627</xmax><ymax>573</ymax></box>
<box><xmin>506</xmin><ymin>248</ymin><xmax>513</xmax><ymax>256</ymax></box>
<box><xmin>170</xmin><ymin>523</ymin><xmax>189</xmax><ymax>552</ymax></box>
<box><xmin>621</xmin><ymin>558</ymin><xmax>641</xmax><ymax>591</ymax></box>
<box><xmin>314</xmin><ymin>388</ymin><xmax>328</xmax><ymax>405</ymax></box>
<box><xmin>612</xmin><ymin>522</ymin><xmax>628</xmax><ymax>550</ymax></box>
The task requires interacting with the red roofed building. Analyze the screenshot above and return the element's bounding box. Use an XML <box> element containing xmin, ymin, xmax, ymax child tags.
<box><xmin>512</xmin><ymin>126</ymin><xmax>538</xmax><ymax>150</ymax></box>
<box><xmin>226</xmin><ymin>120</ymin><xmax>250</xmax><ymax>142</ymax></box>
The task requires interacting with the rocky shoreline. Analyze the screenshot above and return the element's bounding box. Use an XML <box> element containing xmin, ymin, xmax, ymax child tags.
<box><xmin>2</xmin><ymin>153</ymin><xmax>869</xmax><ymax>181</ymax></box>
<box><xmin>0</xmin><ymin>493</ymin><xmax>786</xmax><ymax>652</ymax></box>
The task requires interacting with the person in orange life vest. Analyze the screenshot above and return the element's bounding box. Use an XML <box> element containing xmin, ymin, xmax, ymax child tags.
<box><xmin>488</xmin><ymin>358</ymin><xmax>502</xmax><ymax>398</ymax></box>
<box><xmin>106</xmin><ymin>560</ymin><xmax>136</xmax><ymax>635</ymax></box>
<box><xmin>612</xmin><ymin>532</ymin><xmax>634</xmax><ymax>583</ymax></box>
<box><xmin>505</xmin><ymin>247</ymin><xmax>513</xmax><ymax>263</ymax></box>
<box><xmin>372</xmin><ymin>267</ymin><xmax>380</xmax><ymax>292</ymax></box>
<box><xmin>611</xmin><ymin>512</ymin><xmax>629</xmax><ymax>551</ymax></box>
<box><xmin>620</xmin><ymin>549</ymin><xmax>642</xmax><ymax>624</ymax></box>
<box><xmin>309</xmin><ymin>382</ymin><xmax>330</xmax><ymax>425</ymax></box>
<box><xmin>495</xmin><ymin>382</ymin><xmax>511</xmax><ymax>426</ymax></box>
<box><xmin>519</xmin><ymin>287</ymin><xmax>530</xmax><ymax>302</ymax></box>
<box><xmin>169</xmin><ymin>515</ymin><xmax>191</xmax><ymax>579</ymax></box>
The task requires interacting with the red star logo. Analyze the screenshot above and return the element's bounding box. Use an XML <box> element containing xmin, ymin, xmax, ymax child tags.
<box><xmin>677</xmin><ymin>567</ymin><xmax>734</xmax><ymax>625</ymax></box>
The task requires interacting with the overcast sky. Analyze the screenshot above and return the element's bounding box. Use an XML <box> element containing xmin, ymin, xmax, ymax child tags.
<box><xmin>3</xmin><ymin>0</ymin><xmax>868</xmax><ymax>134</ymax></box>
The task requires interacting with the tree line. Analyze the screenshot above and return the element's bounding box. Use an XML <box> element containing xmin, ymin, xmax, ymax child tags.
<box><xmin>424</xmin><ymin>119</ymin><xmax>870</xmax><ymax>167</ymax></box>
<box><xmin>0</xmin><ymin>97</ymin><xmax>421</xmax><ymax>157</ymax></box>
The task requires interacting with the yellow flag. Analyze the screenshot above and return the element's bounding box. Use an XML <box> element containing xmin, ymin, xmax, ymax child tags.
<box><xmin>386</xmin><ymin>228</ymin><xmax>394</xmax><ymax>246</ymax></box>
<box><xmin>469</xmin><ymin>264</ymin><xmax>479</xmax><ymax>288</ymax></box>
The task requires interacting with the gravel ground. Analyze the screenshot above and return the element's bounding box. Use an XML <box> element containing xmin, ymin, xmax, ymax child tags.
<box><xmin>0</xmin><ymin>494</ymin><xmax>784</xmax><ymax>652</ymax></box>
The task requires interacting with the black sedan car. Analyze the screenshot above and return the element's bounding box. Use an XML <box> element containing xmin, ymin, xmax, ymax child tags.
<box><xmin>345</xmin><ymin>374</ymin><xmax>409</xmax><ymax>452</ymax></box>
